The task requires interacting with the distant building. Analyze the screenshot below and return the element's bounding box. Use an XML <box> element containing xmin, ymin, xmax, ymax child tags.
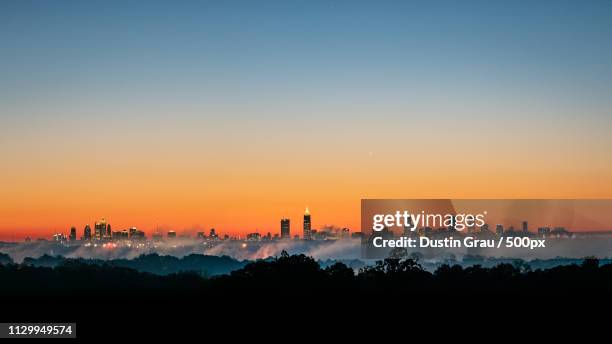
<box><xmin>522</xmin><ymin>221</ymin><xmax>529</xmax><ymax>233</ymax></box>
<box><xmin>196</xmin><ymin>232</ymin><xmax>205</xmax><ymax>239</ymax></box>
<box><xmin>83</xmin><ymin>225</ymin><xmax>92</xmax><ymax>240</ymax></box>
<box><xmin>152</xmin><ymin>232</ymin><xmax>163</xmax><ymax>241</ymax></box>
<box><xmin>69</xmin><ymin>227</ymin><xmax>77</xmax><ymax>241</ymax></box>
<box><xmin>551</xmin><ymin>227</ymin><xmax>571</xmax><ymax>238</ymax></box>
<box><xmin>303</xmin><ymin>207</ymin><xmax>312</xmax><ymax>240</ymax></box>
<box><xmin>495</xmin><ymin>224</ymin><xmax>504</xmax><ymax>236</ymax></box>
<box><xmin>418</xmin><ymin>227</ymin><xmax>433</xmax><ymax>236</ymax></box>
<box><xmin>281</xmin><ymin>218</ymin><xmax>290</xmax><ymax>239</ymax></box>
<box><xmin>538</xmin><ymin>227</ymin><xmax>551</xmax><ymax>237</ymax></box>
<box><xmin>209</xmin><ymin>228</ymin><xmax>218</xmax><ymax>240</ymax></box>
<box><xmin>341</xmin><ymin>228</ymin><xmax>350</xmax><ymax>238</ymax></box>
<box><xmin>112</xmin><ymin>230</ymin><xmax>129</xmax><ymax>240</ymax></box>
<box><xmin>351</xmin><ymin>232</ymin><xmax>364</xmax><ymax>239</ymax></box>
<box><xmin>246</xmin><ymin>232</ymin><xmax>261</xmax><ymax>241</ymax></box>
<box><xmin>52</xmin><ymin>233</ymin><xmax>67</xmax><ymax>242</ymax></box>
<box><xmin>94</xmin><ymin>218</ymin><xmax>107</xmax><ymax>240</ymax></box>
<box><xmin>167</xmin><ymin>230</ymin><xmax>177</xmax><ymax>238</ymax></box>
<box><xmin>129</xmin><ymin>228</ymin><xmax>145</xmax><ymax>240</ymax></box>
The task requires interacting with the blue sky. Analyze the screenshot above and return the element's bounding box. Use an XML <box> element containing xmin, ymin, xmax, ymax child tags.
<box><xmin>2</xmin><ymin>0</ymin><xmax>612</xmax><ymax>116</ymax></box>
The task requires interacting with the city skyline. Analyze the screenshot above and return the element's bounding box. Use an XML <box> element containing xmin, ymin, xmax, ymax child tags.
<box><xmin>12</xmin><ymin>207</ymin><xmax>331</xmax><ymax>241</ymax></box>
<box><xmin>28</xmin><ymin>213</ymin><xmax>581</xmax><ymax>243</ymax></box>
<box><xmin>2</xmin><ymin>1</ymin><xmax>612</xmax><ymax>240</ymax></box>
<box><xmin>14</xmin><ymin>203</ymin><xmax>612</xmax><ymax>243</ymax></box>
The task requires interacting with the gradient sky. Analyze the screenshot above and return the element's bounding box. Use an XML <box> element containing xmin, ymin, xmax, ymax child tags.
<box><xmin>1</xmin><ymin>0</ymin><xmax>612</xmax><ymax>240</ymax></box>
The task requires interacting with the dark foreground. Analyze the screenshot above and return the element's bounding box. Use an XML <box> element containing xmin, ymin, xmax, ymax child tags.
<box><xmin>1</xmin><ymin>253</ymin><xmax>610</xmax><ymax>340</ymax></box>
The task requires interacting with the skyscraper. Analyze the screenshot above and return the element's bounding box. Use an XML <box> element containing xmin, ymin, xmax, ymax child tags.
<box><xmin>83</xmin><ymin>225</ymin><xmax>92</xmax><ymax>240</ymax></box>
<box><xmin>281</xmin><ymin>218</ymin><xmax>290</xmax><ymax>239</ymax></box>
<box><xmin>303</xmin><ymin>207</ymin><xmax>311</xmax><ymax>240</ymax></box>
<box><xmin>94</xmin><ymin>218</ymin><xmax>107</xmax><ymax>240</ymax></box>
<box><xmin>69</xmin><ymin>227</ymin><xmax>77</xmax><ymax>241</ymax></box>
<box><xmin>522</xmin><ymin>221</ymin><xmax>529</xmax><ymax>233</ymax></box>
<box><xmin>209</xmin><ymin>228</ymin><xmax>218</xmax><ymax>240</ymax></box>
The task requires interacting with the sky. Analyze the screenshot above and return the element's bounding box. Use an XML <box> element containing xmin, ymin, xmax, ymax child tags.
<box><xmin>1</xmin><ymin>0</ymin><xmax>612</xmax><ymax>240</ymax></box>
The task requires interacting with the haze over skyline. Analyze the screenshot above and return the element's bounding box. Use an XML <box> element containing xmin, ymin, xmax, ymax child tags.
<box><xmin>2</xmin><ymin>1</ymin><xmax>612</xmax><ymax>240</ymax></box>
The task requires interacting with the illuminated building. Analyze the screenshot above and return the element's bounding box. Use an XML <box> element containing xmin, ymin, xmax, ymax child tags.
<box><xmin>53</xmin><ymin>233</ymin><xmax>67</xmax><ymax>242</ymax></box>
<box><xmin>281</xmin><ymin>218</ymin><xmax>290</xmax><ymax>239</ymax></box>
<box><xmin>246</xmin><ymin>232</ymin><xmax>261</xmax><ymax>241</ymax></box>
<box><xmin>167</xmin><ymin>230</ymin><xmax>177</xmax><ymax>238</ymax></box>
<box><xmin>94</xmin><ymin>218</ymin><xmax>107</xmax><ymax>240</ymax></box>
<box><xmin>341</xmin><ymin>228</ymin><xmax>350</xmax><ymax>238</ymax></box>
<box><xmin>303</xmin><ymin>207</ymin><xmax>311</xmax><ymax>240</ymax></box>
<box><xmin>209</xmin><ymin>228</ymin><xmax>218</xmax><ymax>240</ymax></box>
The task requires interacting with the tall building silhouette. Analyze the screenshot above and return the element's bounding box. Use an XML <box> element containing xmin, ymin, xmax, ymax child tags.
<box><xmin>209</xmin><ymin>228</ymin><xmax>218</xmax><ymax>240</ymax></box>
<box><xmin>495</xmin><ymin>224</ymin><xmax>504</xmax><ymax>235</ymax></box>
<box><xmin>303</xmin><ymin>207</ymin><xmax>311</xmax><ymax>240</ymax></box>
<box><xmin>83</xmin><ymin>225</ymin><xmax>92</xmax><ymax>240</ymax></box>
<box><xmin>69</xmin><ymin>227</ymin><xmax>77</xmax><ymax>241</ymax></box>
<box><xmin>281</xmin><ymin>218</ymin><xmax>290</xmax><ymax>239</ymax></box>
